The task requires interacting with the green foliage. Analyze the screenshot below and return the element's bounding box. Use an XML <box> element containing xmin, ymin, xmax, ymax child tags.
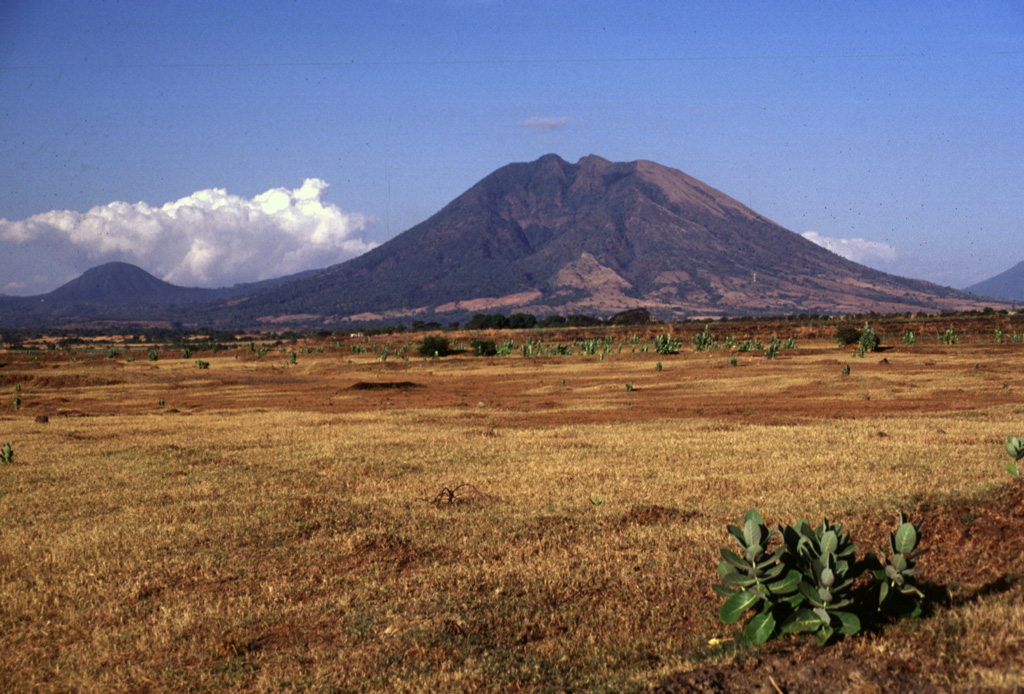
<box><xmin>834</xmin><ymin>325</ymin><xmax>862</xmax><ymax>346</ymax></box>
<box><xmin>728</xmin><ymin>358</ymin><xmax>738</xmax><ymax>367</ymax></box>
<box><xmin>470</xmin><ymin>339</ymin><xmax>497</xmax><ymax>356</ymax></box>
<box><xmin>654</xmin><ymin>334</ymin><xmax>683</xmax><ymax>355</ymax></box>
<box><xmin>939</xmin><ymin>325</ymin><xmax>960</xmax><ymax>345</ymax></box>
<box><xmin>1</xmin><ymin>442</ymin><xmax>12</xmax><ymax>465</ymax></box>
<box><xmin>691</xmin><ymin>326</ymin><xmax>717</xmax><ymax>352</ymax></box>
<box><xmin>195</xmin><ymin>359</ymin><xmax>210</xmax><ymax>370</ymax></box>
<box><xmin>289</xmin><ymin>352</ymin><xmax>298</xmax><ymax>365</ymax></box>
<box><xmin>842</xmin><ymin>364</ymin><xmax>850</xmax><ymax>376</ymax></box>
<box><xmin>858</xmin><ymin>323</ymin><xmax>880</xmax><ymax>353</ymax></box>
<box><xmin>655</xmin><ymin>362</ymin><xmax>662</xmax><ymax>372</ymax></box>
<box><xmin>13</xmin><ymin>396</ymin><xmax>21</xmax><ymax>410</ymax></box>
<box><xmin>417</xmin><ymin>335</ymin><xmax>452</xmax><ymax>358</ymax></box>
<box><xmin>714</xmin><ymin>509</ymin><xmax>925</xmax><ymax>647</ymax></box>
<box><xmin>147</xmin><ymin>349</ymin><xmax>159</xmax><ymax>361</ymax></box>
<box><xmin>735</xmin><ymin>338</ymin><xmax>764</xmax><ymax>353</ymax></box>
<box><xmin>902</xmin><ymin>331</ymin><xmax>916</xmax><ymax>345</ymax></box>
<box><xmin>764</xmin><ymin>336</ymin><xmax>780</xmax><ymax>360</ymax></box>
<box><xmin>780</xmin><ymin>518</ymin><xmax>866</xmax><ymax>645</ymax></box>
<box><xmin>871</xmin><ymin>512</ymin><xmax>926</xmax><ymax>618</ymax></box>
<box><xmin>181</xmin><ymin>347</ymin><xmax>192</xmax><ymax>359</ymax></box>
<box><xmin>711</xmin><ymin>509</ymin><xmax>801</xmax><ymax>644</ymax></box>
<box><xmin>1005</xmin><ymin>435</ymin><xmax>1024</xmax><ymax>477</ymax></box>
<box><xmin>625</xmin><ymin>382</ymin><xmax>634</xmax><ymax>392</ymax></box>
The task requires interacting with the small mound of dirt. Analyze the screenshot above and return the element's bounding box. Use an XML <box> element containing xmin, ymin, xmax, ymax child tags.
<box><xmin>348</xmin><ymin>381</ymin><xmax>424</xmax><ymax>390</ymax></box>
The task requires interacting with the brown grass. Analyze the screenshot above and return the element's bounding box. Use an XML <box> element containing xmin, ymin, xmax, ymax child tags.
<box><xmin>1</xmin><ymin>323</ymin><xmax>1023</xmax><ymax>691</ymax></box>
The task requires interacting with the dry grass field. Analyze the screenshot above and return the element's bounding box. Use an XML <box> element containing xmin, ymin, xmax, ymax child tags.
<box><xmin>1</xmin><ymin>317</ymin><xmax>1023</xmax><ymax>692</ymax></box>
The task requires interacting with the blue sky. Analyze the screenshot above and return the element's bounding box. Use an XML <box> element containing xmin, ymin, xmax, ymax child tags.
<box><xmin>1</xmin><ymin>1</ymin><xmax>1021</xmax><ymax>294</ymax></box>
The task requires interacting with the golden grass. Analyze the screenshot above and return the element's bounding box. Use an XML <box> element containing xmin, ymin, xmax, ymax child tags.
<box><xmin>1</xmin><ymin>333</ymin><xmax>1023</xmax><ymax>691</ymax></box>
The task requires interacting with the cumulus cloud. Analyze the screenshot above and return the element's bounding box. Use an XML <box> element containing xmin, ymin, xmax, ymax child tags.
<box><xmin>0</xmin><ymin>179</ymin><xmax>376</xmax><ymax>287</ymax></box>
<box><xmin>802</xmin><ymin>231</ymin><xmax>898</xmax><ymax>267</ymax></box>
<box><xmin>521</xmin><ymin>116</ymin><xmax>571</xmax><ymax>132</ymax></box>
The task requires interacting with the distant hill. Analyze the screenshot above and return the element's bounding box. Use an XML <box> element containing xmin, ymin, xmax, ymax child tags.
<box><xmin>0</xmin><ymin>262</ymin><xmax>319</xmax><ymax>327</ymax></box>
<box><xmin>202</xmin><ymin>154</ymin><xmax>1007</xmax><ymax>327</ymax></box>
<box><xmin>965</xmin><ymin>261</ymin><xmax>1024</xmax><ymax>302</ymax></box>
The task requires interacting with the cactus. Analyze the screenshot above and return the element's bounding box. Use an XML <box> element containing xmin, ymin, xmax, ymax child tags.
<box><xmin>1006</xmin><ymin>435</ymin><xmax>1024</xmax><ymax>477</ymax></box>
<box><xmin>872</xmin><ymin>511</ymin><xmax>926</xmax><ymax>616</ymax></box>
<box><xmin>1</xmin><ymin>442</ymin><xmax>12</xmax><ymax>465</ymax></box>
<box><xmin>712</xmin><ymin>509</ymin><xmax>801</xmax><ymax>643</ymax></box>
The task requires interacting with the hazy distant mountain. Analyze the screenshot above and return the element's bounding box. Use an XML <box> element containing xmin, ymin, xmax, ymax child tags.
<box><xmin>207</xmin><ymin>154</ymin><xmax>1005</xmax><ymax>327</ymax></box>
<box><xmin>965</xmin><ymin>261</ymin><xmax>1024</xmax><ymax>302</ymax></box>
<box><xmin>0</xmin><ymin>262</ymin><xmax>319</xmax><ymax>327</ymax></box>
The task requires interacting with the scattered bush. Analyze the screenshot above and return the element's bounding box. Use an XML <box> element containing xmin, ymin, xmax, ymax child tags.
<box><xmin>181</xmin><ymin>347</ymin><xmax>192</xmax><ymax>359</ymax></box>
<box><xmin>858</xmin><ymin>323</ymin><xmax>880</xmax><ymax>352</ymax></box>
<box><xmin>691</xmin><ymin>325</ymin><xmax>717</xmax><ymax>352</ymax></box>
<box><xmin>1</xmin><ymin>442</ymin><xmax>12</xmax><ymax>465</ymax></box>
<box><xmin>418</xmin><ymin>335</ymin><xmax>452</xmax><ymax>358</ymax></box>
<box><xmin>835</xmin><ymin>325</ymin><xmax>862</xmax><ymax>346</ymax></box>
<box><xmin>655</xmin><ymin>334</ymin><xmax>683</xmax><ymax>355</ymax></box>
<box><xmin>470</xmin><ymin>339</ymin><xmax>498</xmax><ymax>356</ymax></box>
<box><xmin>195</xmin><ymin>359</ymin><xmax>210</xmax><ymax>370</ymax></box>
<box><xmin>939</xmin><ymin>325</ymin><xmax>960</xmax><ymax>345</ymax></box>
<box><xmin>147</xmin><ymin>349</ymin><xmax>160</xmax><ymax>361</ymax></box>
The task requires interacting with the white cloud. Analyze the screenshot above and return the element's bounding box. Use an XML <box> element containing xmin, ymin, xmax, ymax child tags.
<box><xmin>521</xmin><ymin>116</ymin><xmax>571</xmax><ymax>132</ymax></box>
<box><xmin>0</xmin><ymin>180</ymin><xmax>377</xmax><ymax>287</ymax></box>
<box><xmin>802</xmin><ymin>231</ymin><xmax>898</xmax><ymax>267</ymax></box>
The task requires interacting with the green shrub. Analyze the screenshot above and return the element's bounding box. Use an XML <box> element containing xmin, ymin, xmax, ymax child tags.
<box><xmin>13</xmin><ymin>396</ymin><xmax>21</xmax><ymax>410</ymax></box>
<box><xmin>691</xmin><ymin>325</ymin><xmax>717</xmax><ymax>352</ymax></box>
<box><xmin>902</xmin><ymin>331</ymin><xmax>916</xmax><ymax>345</ymax></box>
<box><xmin>871</xmin><ymin>511</ymin><xmax>926</xmax><ymax>617</ymax></box>
<box><xmin>654</xmin><ymin>334</ymin><xmax>683</xmax><ymax>355</ymax></box>
<box><xmin>835</xmin><ymin>325</ymin><xmax>862</xmax><ymax>346</ymax></box>
<box><xmin>1</xmin><ymin>442</ymin><xmax>12</xmax><ymax>465</ymax></box>
<box><xmin>655</xmin><ymin>362</ymin><xmax>663</xmax><ymax>372</ymax></box>
<box><xmin>842</xmin><ymin>364</ymin><xmax>850</xmax><ymax>376</ymax></box>
<box><xmin>195</xmin><ymin>359</ymin><xmax>210</xmax><ymax>370</ymax></box>
<box><xmin>858</xmin><ymin>323</ymin><xmax>880</xmax><ymax>352</ymax></box>
<box><xmin>470</xmin><ymin>339</ymin><xmax>498</xmax><ymax>356</ymax></box>
<box><xmin>939</xmin><ymin>325</ymin><xmax>960</xmax><ymax>345</ymax></box>
<box><xmin>713</xmin><ymin>508</ymin><xmax>925</xmax><ymax>646</ymax></box>
<box><xmin>181</xmin><ymin>347</ymin><xmax>192</xmax><ymax>359</ymax></box>
<box><xmin>418</xmin><ymin>335</ymin><xmax>452</xmax><ymax>358</ymax></box>
<box><xmin>1005</xmin><ymin>435</ymin><xmax>1024</xmax><ymax>477</ymax></box>
<box><xmin>764</xmin><ymin>336</ymin><xmax>780</xmax><ymax>360</ymax></box>
<box><xmin>728</xmin><ymin>357</ymin><xmax>738</xmax><ymax>367</ymax></box>
<box><xmin>147</xmin><ymin>349</ymin><xmax>159</xmax><ymax>361</ymax></box>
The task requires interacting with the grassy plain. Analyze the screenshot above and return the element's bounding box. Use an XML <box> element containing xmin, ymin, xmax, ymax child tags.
<box><xmin>1</xmin><ymin>318</ymin><xmax>1023</xmax><ymax>692</ymax></box>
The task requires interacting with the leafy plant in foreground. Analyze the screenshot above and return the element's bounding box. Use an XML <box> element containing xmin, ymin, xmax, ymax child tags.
<box><xmin>780</xmin><ymin>518</ymin><xmax>866</xmax><ymax>644</ymax></box>
<box><xmin>1005</xmin><ymin>435</ymin><xmax>1024</xmax><ymax>477</ymax></box>
<box><xmin>713</xmin><ymin>509</ymin><xmax>926</xmax><ymax>647</ymax></box>
<box><xmin>871</xmin><ymin>511</ymin><xmax>926</xmax><ymax>617</ymax></box>
<box><xmin>712</xmin><ymin>509</ymin><xmax>801</xmax><ymax>644</ymax></box>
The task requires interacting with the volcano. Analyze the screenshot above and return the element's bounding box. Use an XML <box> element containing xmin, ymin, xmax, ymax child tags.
<box><xmin>212</xmin><ymin>154</ymin><xmax>1003</xmax><ymax>325</ymax></box>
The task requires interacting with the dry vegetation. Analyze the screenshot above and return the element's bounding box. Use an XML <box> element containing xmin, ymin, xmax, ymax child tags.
<box><xmin>1</xmin><ymin>316</ymin><xmax>1023</xmax><ymax>692</ymax></box>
